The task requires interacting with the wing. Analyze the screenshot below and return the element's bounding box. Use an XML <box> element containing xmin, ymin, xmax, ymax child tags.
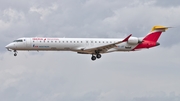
<box><xmin>78</xmin><ymin>34</ymin><xmax>132</xmax><ymax>54</ymax></box>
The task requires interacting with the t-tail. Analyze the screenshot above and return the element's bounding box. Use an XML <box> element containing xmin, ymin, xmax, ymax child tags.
<box><xmin>134</xmin><ymin>25</ymin><xmax>170</xmax><ymax>50</ymax></box>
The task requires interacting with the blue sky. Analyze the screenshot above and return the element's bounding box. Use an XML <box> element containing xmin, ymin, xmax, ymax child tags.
<box><xmin>0</xmin><ymin>0</ymin><xmax>180</xmax><ymax>101</ymax></box>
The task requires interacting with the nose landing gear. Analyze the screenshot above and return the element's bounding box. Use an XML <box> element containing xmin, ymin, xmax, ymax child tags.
<box><xmin>14</xmin><ymin>50</ymin><xmax>17</xmax><ymax>56</ymax></box>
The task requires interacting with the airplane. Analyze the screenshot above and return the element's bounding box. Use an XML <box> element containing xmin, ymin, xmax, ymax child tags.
<box><xmin>5</xmin><ymin>25</ymin><xmax>170</xmax><ymax>61</ymax></box>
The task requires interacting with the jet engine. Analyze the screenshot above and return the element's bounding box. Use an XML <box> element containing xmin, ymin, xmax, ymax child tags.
<box><xmin>127</xmin><ymin>37</ymin><xmax>143</xmax><ymax>44</ymax></box>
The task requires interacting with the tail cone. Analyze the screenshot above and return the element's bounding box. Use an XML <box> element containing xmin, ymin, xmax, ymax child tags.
<box><xmin>156</xmin><ymin>42</ymin><xmax>160</xmax><ymax>46</ymax></box>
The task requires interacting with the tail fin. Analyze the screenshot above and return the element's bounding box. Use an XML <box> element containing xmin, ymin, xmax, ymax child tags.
<box><xmin>143</xmin><ymin>25</ymin><xmax>169</xmax><ymax>42</ymax></box>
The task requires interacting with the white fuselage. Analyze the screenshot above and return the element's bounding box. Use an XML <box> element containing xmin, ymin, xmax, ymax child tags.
<box><xmin>6</xmin><ymin>37</ymin><xmax>138</xmax><ymax>54</ymax></box>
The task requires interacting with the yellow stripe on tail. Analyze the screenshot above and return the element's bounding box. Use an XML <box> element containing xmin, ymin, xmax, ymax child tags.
<box><xmin>151</xmin><ymin>25</ymin><xmax>170</xmax><ymax>32</ymax></box>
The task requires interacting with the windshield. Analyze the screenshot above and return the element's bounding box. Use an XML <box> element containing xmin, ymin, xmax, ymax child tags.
<box><xmin>13</xmin><ymin>40</ymin><xmax>23</xmax><ymax>42</ymax></box>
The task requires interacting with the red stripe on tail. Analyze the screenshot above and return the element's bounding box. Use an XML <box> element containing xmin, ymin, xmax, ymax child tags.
<box><xmin>133</xmin><ymin>25</ymin><xmax>170</xmax><ymax>50</ymax></box>
<box><xmin>133</xmin><ymin>31</ymin><xmax>162</xmax><ymax>50</ymax></box>
<box><xmin>143</xmin><ymin>31</ymin><xmax>162</xmax><ymax>42</ymax></box>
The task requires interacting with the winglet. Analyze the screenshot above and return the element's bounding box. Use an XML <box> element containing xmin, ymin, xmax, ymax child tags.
<box><xmin>122</xmin><ymin>34</ymin><xmax>132</xmax><ymax>42</ymax></box>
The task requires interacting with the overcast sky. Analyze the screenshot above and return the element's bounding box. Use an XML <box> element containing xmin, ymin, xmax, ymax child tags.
<box><xmin>0</xmin><ymin>0</ymin><xmax>180</xmax><ymax>101</ymax></box>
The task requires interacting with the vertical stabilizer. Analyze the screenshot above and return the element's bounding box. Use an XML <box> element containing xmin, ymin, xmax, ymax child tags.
<box><xmin>143</xmin><ymin>25</ymin><xmax>169</xmax><ymax>42</ymax></box>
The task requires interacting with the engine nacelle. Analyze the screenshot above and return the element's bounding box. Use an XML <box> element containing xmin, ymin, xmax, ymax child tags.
<box><xmin>127</xmin><ymin>37</ymin><xmax>142</xmax><ymax>44</ymax></box>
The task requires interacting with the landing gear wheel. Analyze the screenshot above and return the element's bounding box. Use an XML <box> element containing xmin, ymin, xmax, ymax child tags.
<box><xmin>96</xmin><ymin>54</ymin><xmax>101</xmax><ymax>59</ymax></box>
<box><xmin>91</xmin><ymin>55</ymin><xmax>96</xmax><ymax>61</ymax></box>
<box><xmin>14</xmin><ymin>53</ymin><xmax>17</xmax><ymax>56</ymax></box>
<box><xmin>14</xmin><ymin>50</ymin><xmax>17</xmax><ymax>56</ymax></box>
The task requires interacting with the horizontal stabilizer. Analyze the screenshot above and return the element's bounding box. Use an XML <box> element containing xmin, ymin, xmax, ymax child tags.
<box><xmin>151</xmin><ymin>25</ymin><xmax>171</xmax><ymax>32</ymax></box>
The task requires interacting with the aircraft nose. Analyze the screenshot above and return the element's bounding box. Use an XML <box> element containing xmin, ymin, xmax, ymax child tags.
<box><xmin>5</xmin><ymin>43</ymin><xmax>15</xmax><ymax>50</ymax></box>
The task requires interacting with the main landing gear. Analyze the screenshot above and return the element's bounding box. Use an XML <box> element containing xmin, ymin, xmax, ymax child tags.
<box><xmin>91</xmin><ymin>53</ymin><xmax>102</xmax><ymax>61</ymax></box>
<box><xmin>14</xmin><ymin>50</ymin><xmax>17</xmax><ymax>56</ymax></box>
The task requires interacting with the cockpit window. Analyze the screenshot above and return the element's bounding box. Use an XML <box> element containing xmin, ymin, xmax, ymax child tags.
<box><xmin>13</xmin><ymin>40</ymin><xmax>23</xmax><ymax>42</ymax></box>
